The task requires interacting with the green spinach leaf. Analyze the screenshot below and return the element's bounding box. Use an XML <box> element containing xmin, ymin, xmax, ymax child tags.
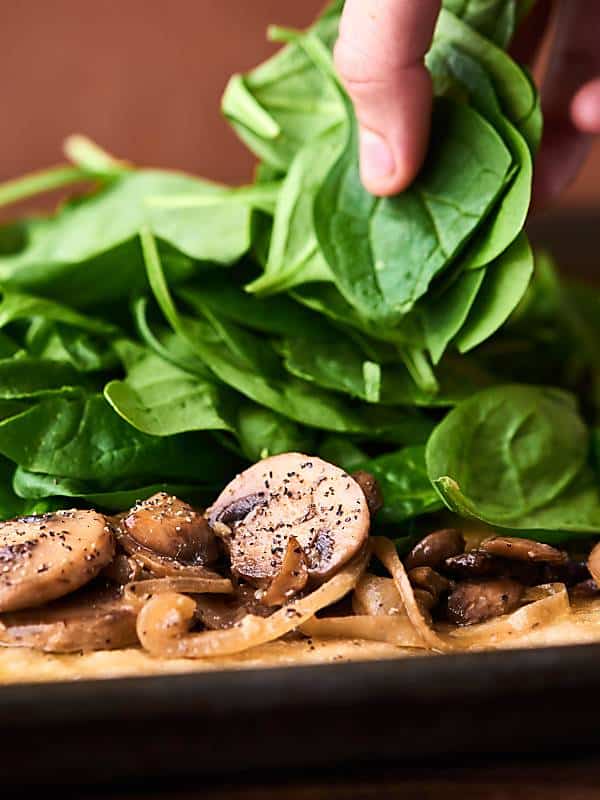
<box><xmin>315</xmin><ymin>97</ymin><xmax>513</xmax><ymax>324</ymax></box>
<box><xmin>426</xmin><ymin>385</ymin><xmax>600</xmax><ymax>533</ymax></box>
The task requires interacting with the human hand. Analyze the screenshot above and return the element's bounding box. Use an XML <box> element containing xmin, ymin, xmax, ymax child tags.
<box><xmin>334</xmin><ymin>0</ymin><xmax>600</xmax><ymax>207</ymax></box>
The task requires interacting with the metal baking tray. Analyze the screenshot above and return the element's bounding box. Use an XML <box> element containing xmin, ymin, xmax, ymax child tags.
<box><xmin>2</xmin><ymin>642</ymin><xmax>600</xmax><ymax>785</ymax></box>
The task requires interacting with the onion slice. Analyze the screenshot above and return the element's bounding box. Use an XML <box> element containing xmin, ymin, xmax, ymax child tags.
<box><xmin>372</xmin><ymin>537</ymin><xmax>452</xmax><ymax>652</ymax></box>
<box><xmin>299</xmin><ymin>615</ymin><xmax>425</xmax><ymax>649</ymax></box>
<box><xmin>118</xmin><ymin>531</ymin><xmax>224</xmax><ymax>580</ymax></box>
<box><xmin>124</xmin><ymin>576</ymin><xmax>233</xmax><ymax>606</ymax></box>
<box><xmin>373</xmin><ymin>537</ymin><xmax>571</xmax><ymax>653</ymax></box>
<box><xmin>137</xmin><ymin>545</ymin><xmax>370</xmax><ymax>659</ymax></box>
<box><xmin>352</xmin><ymin>573</ymin><xmax>405</xmax><ymax>617</ymax></box>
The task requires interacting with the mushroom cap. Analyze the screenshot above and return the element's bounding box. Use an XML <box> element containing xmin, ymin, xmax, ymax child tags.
<box><xmin>0</xmin><ymin>510</ymin><xmax>115</xmax><ymax>612</ymax></box>
<box><xmin>0</xmin><ymin>586</ymin><xmax>138</xmax><ymax>652</ymax></box>
<box><xmin>404</xmin><ymin>529</ymin><xmax>465</xmax><ymax>571</ymax></box>
<box><xmin>206</xmin><ymin>453</ymin><xmax>370</xmax><ymax>582</ymax></box>
<box><xmin>480</xmin><ymin>536</ymin><xmax>567</xmax><ymax>564</ymax></box>
<box><xmin>121</xmin><ymin>493</ymin><xmax>219</xmax><ymax>564</ymax></box>
<box><xmin>446</xmin><ymin>578</ymin><xmax>524</xmax><ymax>626</ymax></box>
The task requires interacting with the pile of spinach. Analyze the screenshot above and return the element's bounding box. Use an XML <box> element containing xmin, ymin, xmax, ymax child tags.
<box><xmin>0</xmin><ymin>0</ymin><xmax>599</xmax><ymax>544</ymax></box>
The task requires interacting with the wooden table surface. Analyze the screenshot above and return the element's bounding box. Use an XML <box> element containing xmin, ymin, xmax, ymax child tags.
<box><xmin>83</xmin><ymin>760</ymin><xmax>600</xmax><ymax>799</ymax></box>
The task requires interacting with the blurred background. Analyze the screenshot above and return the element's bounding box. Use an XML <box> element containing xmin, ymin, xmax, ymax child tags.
<box><xmin>1</xmin><ymin>0</ymin><xmax>599</xmax><ymax>212</ymax></box>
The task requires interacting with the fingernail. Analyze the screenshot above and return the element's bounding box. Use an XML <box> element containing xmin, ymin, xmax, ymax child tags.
<box><xmin>359</xmin><ymin>127</ymin><xmax>395</xmax><ymax>183</ymax></box>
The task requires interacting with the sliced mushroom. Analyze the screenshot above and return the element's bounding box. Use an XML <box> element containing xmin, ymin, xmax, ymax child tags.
<box><xmin>351</xmin><ymin>471</ymin><xmax>383</xmax><ymax>516</ymax></box>
<box><xmin>404</xmin><ymin>529</ymin><xmax>465</xmax><ymax>571</ymax></box>
<box><xmin>194</xmin><ymin>584</ymin><xmax>274</xmax><ymax>631</ymax></box>
<box><xmin>0</xmin><ymin>510</ymin><xmax>115</xmax><ymax>613</ymax></box>
<box><xmin>407</xmin><ymin>567</ymin><xmax>450</xmax><ymax>602</ymax></box>
<box><xmin>117</xmin><ymin>532</ymin><xmax>223</xmax><ymax>581</ymax></box>
<box><xmin>446</xmin><ymin>579</ymin><xmax>524</xmax><ymax>626</ymax></box>
<box><xmin>0</xmin><ymin>586</ymin><xmax>138</xmax><ymax>652</ymax></box>
<box><xmin>479</xmin><ymin>536</ymin><xmax>567</xmax><ymax>564</ymax></box>
<box><xmin>261</xmin><ymin>536</ymin><xmax>309</xmax><ymax>607</ymax></box>
<box><xmin>206</xmin><ymin>453</ymin><xmax>370</xmax><ymax>584</ymax></box>
<box><xmin>570</xmin><ymin>578</ymin><xmax>600</xmax><ymax>599</ymax></box>
<box><xmin>588</xmin><ymin>541</ymin><xmax>600</xmax><ymax>587</ymax></box>
<box><xmin>121</xmin><ymin>493</ymin><xmax>219</xmax><ymax>564</ymax></box>
<box><xmin>443</xmin><ymin>549</ymin><xmax>548</xmax><ymax>587</ymax></box>
<box><xmin>443</xmin><ymin>550</ymin><xmax>502</xmax><ymax>579</ymax></box>
<box><xmin>542</xmin><ymin>559</ymin><xmax>590</xmax><ymax>587</ymax></box>
<box><xmin>101</xmin><ymin>553</ymin><xmax>144</xmax><ymax>585</ymax></box>
<box><xmin>413</xmin><ymin>587</ymin><xmax>436</xmax><ymax>611</ymax></box>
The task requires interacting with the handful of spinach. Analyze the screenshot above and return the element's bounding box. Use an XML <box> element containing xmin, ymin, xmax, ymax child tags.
<box><xmin>0</xmin><ymin>0</ymin><xmax>599</xmax><ymax>544</ymax></box>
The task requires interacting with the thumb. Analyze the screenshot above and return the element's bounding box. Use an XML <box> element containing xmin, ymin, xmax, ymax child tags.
<box><xmin>334</xmin><ymin>0</ymin><xmax>441</xmax><ymax>197</ymax></box>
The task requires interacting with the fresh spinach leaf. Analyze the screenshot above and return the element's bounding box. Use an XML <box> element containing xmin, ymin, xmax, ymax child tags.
<box><xmin>0</xmin><ymin>171</ymin><xmax>265</xmax><ymax>305</ymax></box>
<box><xmin>0</xmin><ymin>392</ymin><xmax>238</xmax><ymax>483</ymax></box>
<box><xmin>247</xmin><ymin>129</ymin><xmax>342</xmax><ymax>295</ymax></box>
<box><xmin>315</xmin><ymin>97</ymin><xmax>513</xmax><ymax>324</ymax></box>
<box><xmin>104</xmin><ymin>343</ymin><xmax>235</xmax><ymax>437</ymax></box>
<box><xmin>426</xmin><ymin>385</ymin><xmax>600</xmax><ymax>532</ymax></box>
<box><xmin>143</xmin><ymin>227</ymin><xmax>434</xmax><ymax>443</ymax></box>
<box><xmin>236</xmin><ymin>405</ymin><xmax>315</xmax><ymax>462</ymax></box>
<box><xmin>422</xmin><ymin>268</ymin><xmax>486</xmax><ymax>363</ymax></box>
<box><xmin>442</xmin><ymin>0</ymin><xmax>517</xmax><ymax>47</ymax></box>
<box><xmin>0</xmin><ymin>358</ymin><xmax>87</xmax><ymax>399</ymax></box>
<box><xmin>434</xmin><ymin>9</ymin><xmax>541</xmax><ymax>152</ymax></box>
<box><xmin>0</xmin><ymin>457</ymin><xmax>60</xmax><ymax>520</ymax></box>
<box><xmin>12</xmin><ymin>467</ymin><xmax>208</xmax><ymax>511</ymax></box>
<box><xmin>427</xmin><ymin>45</ymin><xmax>533</xmax><ymax>269</ymax></box>
<box><xmin>455</xmin><ymin>232</ymin><xmax>533</xmax><ymax>352</ymax></box>
<box><xmin>320</xmin><ymin>438</ymin><xmax>444</xmax><ymax>525</ymax></box>
<box><xmin>0</xmin><ymin>292</ymin><xmax>118</xmax><ymax>336</ymax></box>
<box><xmin>221</xmin><ymin>7</ymin><xmax>344</xmax><ymax>171</ymax></box>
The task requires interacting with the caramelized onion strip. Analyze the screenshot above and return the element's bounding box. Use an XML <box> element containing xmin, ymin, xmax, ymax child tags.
<box><xmin>124</xmin><ymin>576</ymin><xmax>233</xmax><ymax>606</ymax></box>
<box><xmin>118</xmin><ymin>532</ymin><xmax>224</xmax><ymax>580</ymax></box>
<box><xmin>373</xmin><ymin>537</ymin><xmax>571</xmax><ymax>652</ymax></box>
<box><xmin>352</xmin><ymin>573</ymin><xmax>405</xmax><ymax>616</ymax></box>
<box><xmin>299</xmin><ymin>615</ymin><xmax>425</xmax><ymax>649</ymax></box>
<box><xmin>372</xmin><ymin>536</ymin><xmax>451</xmax><ymax>652</ymax></box>
<box><xmin>137</xmin><ymin>545</ymin><xmax>370</xmax><ymax>659</ymax></box>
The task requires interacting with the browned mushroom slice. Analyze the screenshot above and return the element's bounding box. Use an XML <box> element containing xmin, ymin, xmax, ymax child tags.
<box><xmin>101</xmin><ymin>553</ymin><xmax>145</xmax><ymax>585</ymax></box>
<box><xmin>0</xmin><ymin>586</ymin><xmax>138</xmax><ymax>652</ymax></box>
<box><xmin>117</xmin><ymin>530</ymin><xmax>224</xmax><ymax>581</ymax></box>
<box><xmin>206</xmin><ymin>453</ymin><xmax>370</xmax><ymax>583</ymax></box>
<box><xmin>480</xmin><ymin>536</ymin><xmax>567</xmax><ymax>564</ymax></box>
<box><xmin>195</xmin><ymin>584</ymin><xmax>274</xmax><ymax>630</ymax></box>
<box><xmin>0</xmin><ymin>510</ymin><xmax>115</xmax><ymax>613</ymax></box>
<box><xmin>261</xmin><ymin>537</ymin><xmax>309</xmax><ymax>607</ymax></box>
<box><xmin>570</xmin><ymin>578</ymin><xmax>600</xmax><ymax>599</ymax></box>
<box><xmin>446</xmin><ymin>579</ymin><xmax>524</xmax><ymax>626</ymax></box>
<box><xmin>587</xmin><ymin>541</ymin><xmax>600</xmax><ymax>586</ymax></box>
<box><xmin>404</xmin><ymin>529</ymin><xmax>465</xmax><ymax>571</ymax></box>
<box><xmin>121</xmin><ymin>493</ymin><xmax>219</xmax><ymax>563</ymax></box>
<box><xmin>444</xmin><ymin>550</ymin><xmax>504</xmax><ymax>579</ymax></box>
<box><xmin>407</xmin><ymin>567</ymin><xmax>450</xmax><ymax>600</ymax></box>
<box><xmin>351</xmin><ymin>471</ymin><xmax>383</xmax><ymax>516</ymax></box>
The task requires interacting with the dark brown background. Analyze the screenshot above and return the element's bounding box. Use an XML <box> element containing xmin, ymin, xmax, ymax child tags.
<box><xmin>1</xmin><ymin>0</ymin><xmax>599</xmax><ymax>208</ymax></box>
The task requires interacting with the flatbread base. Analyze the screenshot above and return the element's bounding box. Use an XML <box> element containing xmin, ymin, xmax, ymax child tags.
<box><xmin>0</xmin><ymin>637</ymin><xmax>419</xmax><ymax>684</ymax></box>
<box><xmin>1</xmin><ymin>598</ymin><xmax>600</xmax><ymax>684</ymax></box>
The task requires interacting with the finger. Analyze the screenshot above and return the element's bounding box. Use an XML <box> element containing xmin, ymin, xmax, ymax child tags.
<box><xmin>533</xmin><ymin>0</ymin><xmax>600</xmax><ymax>208</ymax></box>
<box><xmin>572</xmin><ymin>78</ymin><xmax>600</xmax><ymax>134</ymax></box>
<box><xmin>334</xmin><ymin>0</ymin><xmax>441</xmax><ymax>196</ymax></box>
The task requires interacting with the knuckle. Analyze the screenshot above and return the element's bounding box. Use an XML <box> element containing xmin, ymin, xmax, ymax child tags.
<box><xmin>333</xmin><ymin>36</ymin><xmax>388</xmax><ymax>94</ymax></box>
